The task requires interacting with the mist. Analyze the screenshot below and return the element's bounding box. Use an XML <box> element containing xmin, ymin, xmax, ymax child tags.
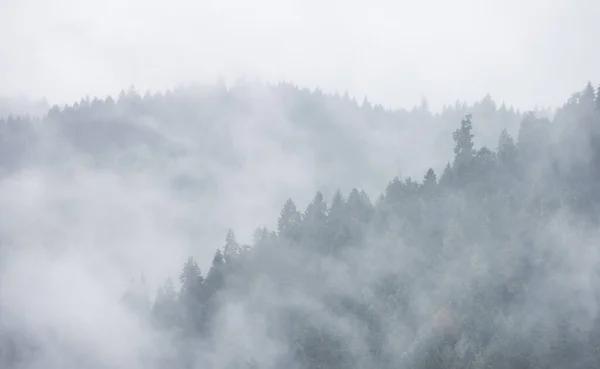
<box><xmin>1</xmin><ymin>0</ymin><xmax>599</xmax><ymax>110</ymax></box>
<box><xmin>2</xmin><ymin>1</ymin><xmax>600</xmax><ymax>369</ymax></box>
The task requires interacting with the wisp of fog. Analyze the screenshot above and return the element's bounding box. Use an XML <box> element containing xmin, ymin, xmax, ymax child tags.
<box><xmin>2</xmin><ymin>1</ymin><xmax>600</xmax><ymax>369</ymax></box>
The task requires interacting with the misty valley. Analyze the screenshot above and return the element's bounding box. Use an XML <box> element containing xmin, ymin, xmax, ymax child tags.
<box><xmin>2</xmin><ymin>80</ymin><xmax>600</xmax><ymax>369</ymax></box>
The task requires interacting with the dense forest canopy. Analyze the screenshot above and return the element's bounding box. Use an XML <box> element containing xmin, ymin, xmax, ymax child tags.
<box><xmin>0</xmin><ymin>81</ymin><xmax>537</xmax><ymax>178</ymax></box>
<box><xmin>0</xmin><ymin>81</ymin><xmax>543</xmax><ymax>256</ymax></box>
<box><xmin>1</xmin><ymin>81</ymin><xmax>600</xmax><ymax>369</ymax></box>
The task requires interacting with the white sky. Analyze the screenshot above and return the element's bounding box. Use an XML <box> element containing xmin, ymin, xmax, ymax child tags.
<box><xmin>0</xmin><ymin>0</ymin><xmax>598</xmax><ymax>110</ymax></box>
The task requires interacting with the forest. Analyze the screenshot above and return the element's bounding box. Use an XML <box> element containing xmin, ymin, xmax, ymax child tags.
<box><xmin>1</xmin><ymin>81</ymin><xmax>600</xmax><ymax>369</ymax></box>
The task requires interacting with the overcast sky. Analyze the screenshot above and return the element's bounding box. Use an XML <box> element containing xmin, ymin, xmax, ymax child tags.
<box><xmin>1</xmin><ymin>0</ymin><xmax>598</xmax><ymax>110</ymax></box>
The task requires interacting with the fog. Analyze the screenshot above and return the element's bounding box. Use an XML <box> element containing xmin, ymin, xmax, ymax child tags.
<box><xmin>1</xmin><ymin>0</ymin><xmax>599</xmax><ymax>110</ymax></box>
<box><xmin>1</xmin><ymin>1</ymin><xmax>600</xmax><ymax>369</ymax></box>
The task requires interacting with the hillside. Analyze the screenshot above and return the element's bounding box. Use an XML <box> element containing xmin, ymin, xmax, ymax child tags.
<box><xmin>1</xmin><ymin>82</ymin><xmax>598</xmax><ymax>369</ymax></box>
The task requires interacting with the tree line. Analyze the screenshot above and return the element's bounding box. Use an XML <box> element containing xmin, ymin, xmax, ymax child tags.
<box><xmin>2</xmin><ymin>81</ymin><xmax>600</xmax><ymax>369</ymax></box>
<box><xmin>128</xmin><ymin>82</ymin><xmax>600</xmax><ymax>369</ymax></box>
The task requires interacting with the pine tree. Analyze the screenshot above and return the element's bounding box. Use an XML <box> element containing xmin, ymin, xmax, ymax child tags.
<box><xmin>325</xmin><ymin>190</ymin><xmax>349</xmax><ymax>255</ymax></box>
<box><xmin>439</xmin><ymin>163</ymin><xmax>454</xmax><ymax>187</ymax></box>
<box><xmin>346</xmin><ymin>189</ymin><xmax>373</xmax><ymax>224</ymax></box>
<box><xmin>450</xmin><ymin>114</ymin><xmax>476</xmax><ymax>188</ymax></box>
<box><xmin>452</xmin><ymin>114</ymin><xmax>475</xmax><ymax>167</ymax></box>
<box><xmin>304</xmin><ymin>191</ymin><xmax>328</xmax><ymax>225</ymax></box>
<box><xmin>328</xmin><ymin>190</ymin><xmax>345</xmax><ymax>222</ymax></box>
<box><xmin>179</xmin><ymin>256</ymin><xmax>202</xmax><ymax>288</ymax></box>
<box><xmin>581</xmin><ymin>82</ymin><xmax>596</xmax><ymax>109</ymax></box>
<box><xmin>205</xmin><ymin>249</ymin><xmax>226</xmax><ymax>294</ymax></box>
<box><xmin>277</xmin><ymin>198</ymin><xmax>302</xmax><ymax>240</ymax></box>
<box><xmin>422</xmin><ymin>168</ymin><xmax>437</xmax><ymax>188</ymax></box>
<box><xmin>179</xmin><ymin>257</ymin><xmax>204</xmax><ymax>325</ymax></box>
<box><xmin>497</xmin><ymin>130</ymin><xmax>516</xmax><ymax>162</ymax></box>
<box><xmin>223</xmin><ymin>229</ymin><xmax>241</xmax><ymax>262</ymax></box>
<box><xmin>497</xmin><ymin>129</ymin><xmax>518</xmax><ymax>180</ymax></box>
<box><xmin>302</xmin><ymin>191</ymin><xmax>329</xmax><ymax>252</ymax></box>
